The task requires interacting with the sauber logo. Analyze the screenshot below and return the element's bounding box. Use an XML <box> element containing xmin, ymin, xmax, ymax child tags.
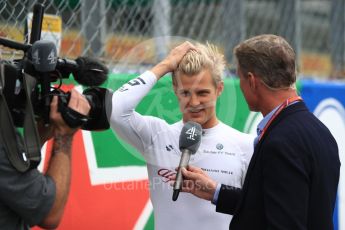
<box><xmin>158</xmin><ymin>168</ymin><xmax>176</xmax><ymax>183</ymax></box>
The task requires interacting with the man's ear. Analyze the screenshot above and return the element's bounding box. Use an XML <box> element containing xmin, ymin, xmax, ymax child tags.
<box><xmin>247</xmin><ymin>72</ymin><xmax>257</xmax><ymax>92</ymax></box>
<box><xmin>172</xmin><ymin>72</ymin><xmax>180</xmax><ymax>94</ymax></box>
<box><xmin>216</xmin><ymin>81</ymin><xmax>224</xmax><ymax>97</ymax></box>
<box><xmin>173</xmin><ymin>84</ymin><xmax>177</xmax><ymax>95</ymax></box>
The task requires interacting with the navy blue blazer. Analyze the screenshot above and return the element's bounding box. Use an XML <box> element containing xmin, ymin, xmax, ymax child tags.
<box><xmin>216</xmin><ymin>102</ymin><xmax>340</xmax><ymax>230</ymax></box>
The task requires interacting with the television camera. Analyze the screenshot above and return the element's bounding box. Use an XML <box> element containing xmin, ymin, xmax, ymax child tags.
<box><xmin>0</xmin><ymin>3</ymin><xmax>112</xmax><ymax>172</ymax></box>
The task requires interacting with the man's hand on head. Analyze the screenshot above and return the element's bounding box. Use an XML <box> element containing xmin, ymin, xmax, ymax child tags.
<box><xmin>151</xmin><ymin>41</ymin><xmax>197</xmax><ymax>79</ymax></box>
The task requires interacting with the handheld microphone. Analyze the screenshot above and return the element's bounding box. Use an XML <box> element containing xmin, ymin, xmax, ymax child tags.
<box><xmin>173</xmin><ymin>121</ymin><xmax>202</xmax><ymax>201</ymax></box>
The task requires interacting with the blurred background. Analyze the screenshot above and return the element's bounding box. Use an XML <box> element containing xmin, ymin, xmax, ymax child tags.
<box><xmin>1</xmin><ymin>0</ymin><xmax>345</xmax><ymax>79</ymax></box>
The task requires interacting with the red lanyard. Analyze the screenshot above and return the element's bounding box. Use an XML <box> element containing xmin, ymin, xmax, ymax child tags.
<box><xmin>258</xmin><ymin>96</ymin><xmax>302</xmax><ymax>142</ymax></box>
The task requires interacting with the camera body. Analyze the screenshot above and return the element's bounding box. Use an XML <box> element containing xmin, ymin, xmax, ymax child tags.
<box><xmin>0</xmin><ymin>1</ymin><xmax>111</xmax><ymax>131</ymax></box>
<box><xmin>0</xmin><ymin>2</ymin><xmax>111</xmax><ymax>172</ymax></box>
<box><xmin>0</xmin><ymin>43</ymin><xmax>111</xmax><ymax>131</ymax></box>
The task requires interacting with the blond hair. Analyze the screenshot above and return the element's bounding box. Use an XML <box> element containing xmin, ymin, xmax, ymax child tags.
<box><xmin>173</xmin><ymin>42</ymin><xmax>225</xmax><ymax>86</ymax></box>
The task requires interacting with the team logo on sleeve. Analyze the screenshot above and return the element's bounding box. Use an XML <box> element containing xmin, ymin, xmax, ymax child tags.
<box><xmin>165</xmin><ymin>145</ymin><xmax>174</xmax><ymax>151</ymax></box>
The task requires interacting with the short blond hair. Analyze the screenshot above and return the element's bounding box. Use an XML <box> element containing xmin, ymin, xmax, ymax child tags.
<box><xmin>173</xmin><ymin>42</ymin><xmax>225</xmax><ymax>86</ymax></box>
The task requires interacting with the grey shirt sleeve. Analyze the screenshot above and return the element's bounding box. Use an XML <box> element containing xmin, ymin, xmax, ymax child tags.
<box><xmin>0</xmin><ymin>144</ymin><xmax>56</xmax><ymax>226</ymax></box>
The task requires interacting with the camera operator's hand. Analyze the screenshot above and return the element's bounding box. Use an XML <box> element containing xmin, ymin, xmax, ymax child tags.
<box><xmin>37</xmin><ymin>89</ymin><xmax>90</xmax><ymax>145</ymax></box>
<box><xmin>50</xmin><ymin>89</ymin><xmax>91</xmax><ymax>136</ymax></box>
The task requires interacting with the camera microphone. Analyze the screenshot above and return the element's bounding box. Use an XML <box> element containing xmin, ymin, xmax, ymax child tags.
<box><xmin>71</xmin><ymin>56</ymin><xmax>108</xmax><ymax>87</ymax></box>
<box><xmin>0</xmin><ymin>37</ymin><xmax>109</xmax><ymax>87</ymax></box>
<box><xmin>55</xmin><ymin>56</ymin><xmax>108</xmax><ymax>86</ymax></box>
<box><xmin>54</xmin><ymin>57</ymin><xmax>108</xmax><ymax>86</ymax></box>
<box><xmin>30</xmin><ymin>40</ymin><xmax>108</xmax><ymax>86</ymax></box>
<box><xmin>30</xmin><ymin>40</ymin><xmax>58</xmax><ymax>124</ymax></box>
<box><xmin>31</xmin><ymin>40</ymin><xmax>57</xmax><ymax>72</ymax></box>
<box><xmin>173</xmin><ymin>121</ymin><xmax>202</xmax><ymax>201</ymax></box>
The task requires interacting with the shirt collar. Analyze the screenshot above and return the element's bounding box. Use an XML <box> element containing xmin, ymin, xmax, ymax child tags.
<box><xmin>256</xmin><ymin>105</ymin><xmax>280</xmax><ymax>136</ymax></box>
<box><xmin>256</xmin><ymin>100</ymin><xmax>300</xmax><ymax>136</ymax></box>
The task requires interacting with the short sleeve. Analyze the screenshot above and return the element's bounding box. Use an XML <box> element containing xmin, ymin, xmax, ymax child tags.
<box><xmin>0</xmin><ymin>145</ymin><xmax>56</xmax><ymax>226</ymax></box>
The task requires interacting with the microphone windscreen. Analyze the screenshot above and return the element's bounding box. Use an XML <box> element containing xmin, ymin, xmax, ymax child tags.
<box><xmin>31</xmin><ymin>40</ymin><xmax>57</xmax><ymax>72</ymax></box>
<box><xmin>74</xmin><ymin>57</ymin><xmax>108</xmax><ymax>86</ymax></box>
<box><xmin>179</xmin><ymin>121</ymin><xmax>202</xmax><ymax>154</ymax></box>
